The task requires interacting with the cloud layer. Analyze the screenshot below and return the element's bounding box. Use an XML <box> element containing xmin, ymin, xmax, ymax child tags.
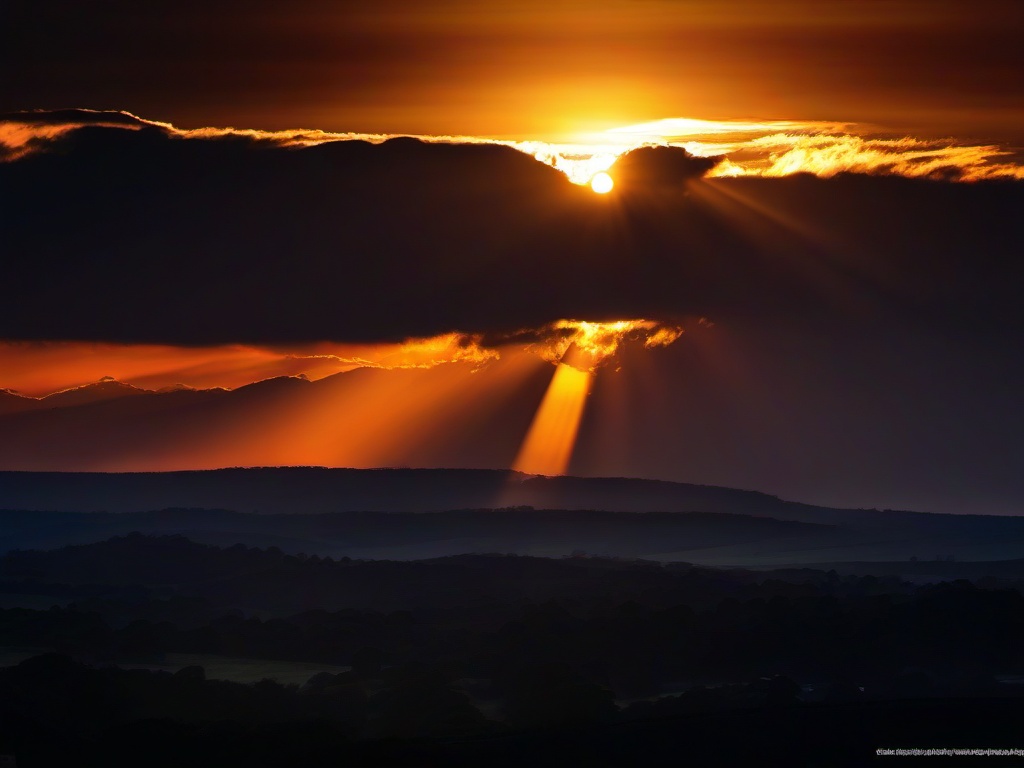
<box><xmin>1</xmin><ymin>113</ymin><xmax>1023</xmax><ymax>513</ymax></box>
<box><xmin>1</xmin><ymin>113</ymin><xmax>1022</xmax><ymax>347</ymax></box>
<box><xmin>606</xmin><ymin>117</ymin><xmax>1024</xmax><ymax>182</ymax></box>
<box><xmin>5</xmin><ymin>110</ymin><xmax>1024</xmax><ymax>184</ymax></box>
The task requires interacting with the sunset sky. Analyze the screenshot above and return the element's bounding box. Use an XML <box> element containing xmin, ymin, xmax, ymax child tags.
<box><xmin>4</xmin><ymin>0</ymin><xmax>1023</xmax><ymax>140</ymax></box>
<box><xmin>1</xmin><ymin>1</ymin><xmax>1022</xmax><ymax>514</ymax></box>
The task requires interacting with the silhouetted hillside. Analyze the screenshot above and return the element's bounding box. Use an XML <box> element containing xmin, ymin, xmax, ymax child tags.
<box><xmin>0</xmin><ymin>507</ymin><xmax>834</xmax><ymax>563</ymax></box>
<box><xmin>1</xmin><ymin>534</ymin><xmax>777</xmax><ymax>613</ymax></box>
<box><xmin>0</xmin><ymin>389</ymin><xmax>41</xmax><ymax>416</ymax></box>
<box><xmin>39</xmin><ymin>378</ymin><xmax>150</xmax><ymax>409</ymax></box>
<box><xmin>0</xmin><ymin>466</ymin><xmax>849</xmax><ymax>516</ymax></box>
<box><xmin>3</xmin><ymin>469</ymin><xmax>1024</xmax><ymax>565</ymax></box>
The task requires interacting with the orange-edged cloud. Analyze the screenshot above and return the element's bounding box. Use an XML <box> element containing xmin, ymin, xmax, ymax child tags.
<box><xmin>0</xmin><ymin>319</ymin><xmax>685</xmax><ymax>475</ymax></box>
<box><xmin>4</xmin><ymin>110</ymin><xmax>1022</xmax><ymax>184</ymax></box>
<box><xmin>0</xmin><ymin>335</ymin><xmax>498</xmax><ymax>398</ymax></box>
<box><xmin>0</xmin><ymin>322</ymin><xmax>681</xmax><ymax>398</ymax></box>
<box><xmin>603</xmin><ymin>118</ymin><xmax>1024</xmax><ymax>182</ymax></box>
<box><xmin>528</xmin><ymin>119</ymin><xmax>1024</xmax><ymax>183</ymax></box>
<box><xmin>748</xmin><ymin>134</ymin><xmax>1024</xmax><ymax>181</ymax></box>
<box><xmin>483</xmin><ymin>320</ymin><xmax>685</xmax><ymax>374</ymax></box>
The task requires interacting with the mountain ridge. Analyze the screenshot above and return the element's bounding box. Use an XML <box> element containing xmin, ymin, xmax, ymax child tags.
<box><xmin>1</xmin><ymin>468</ymin><xmax>1023</xmax><ymax>565</ymax></box>
<box><xmin>0</xmin><ymin>466</ymin><xmax>844</xmax><ymax>518</ymax></box>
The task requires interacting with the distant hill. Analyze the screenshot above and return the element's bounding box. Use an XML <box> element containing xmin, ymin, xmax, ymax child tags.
<box><xmin>0</xmin><ymin>506</ymin><xmax>834</xmax><ymax>563</ymax></box>
<box><xmin>1</xmin><ymin>468</ymin><xmax>1023</xmax><ymax>565</ymax></box>
<box><xmin>0</xmin><ymin>388</ymin><xmax>42</xmax><ymax>416</ymax></box>
<box><xmin>0</xmin><ymin>379</ymin><xmax>151</xmax><ymax>416</ymax></box>
<box><xmin>39</xmin><ymin>378</ymin><xmax>150</xmax><ymax>409</ymax></box>
<box><xmin>0</xmin><ymin>465</ymin><xmax>822</xmax><ymax>517</ymax></box>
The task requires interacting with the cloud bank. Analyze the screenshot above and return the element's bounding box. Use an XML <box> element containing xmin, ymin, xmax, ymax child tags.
<box><xmin>4</xmin><ymin>110</ymin><xmax>1023</xmax><ymax>184</ymax></box>
<box><xmin>608</xmin><ymin>117</ymin><xmax>1024</xmax><ymax>182</ymax></box>
<box><xmin>1</xmin><ymin>112</ymin><xmax>1022</xmax><ymax>347</ymax></box>
<box><xmin>1</xmin><ymin>112</ymin><xmax>1023</xmax><ymax>513</ymax></box>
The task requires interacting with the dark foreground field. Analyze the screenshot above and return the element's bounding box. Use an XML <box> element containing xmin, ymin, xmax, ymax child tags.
<box><xmin>0</xmin><ymin>529</ymin><xmax>1021</xmax><ymax>766</ymax></box>
<box><xmin>0</xmin><ymin>469</ymin><xmax>1022</xmax><ymax>765</ymax></box>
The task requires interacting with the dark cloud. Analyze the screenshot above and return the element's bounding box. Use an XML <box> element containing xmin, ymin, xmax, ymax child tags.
<box><xmin>1</xmin><ymin>118</ymin><xmax>1022</xmax><ymax>348</ymax></box>
<box><xmin>1</xmin><ymin>117</ymin><xmax>1023</xmax><ymax>514</ymax></box>
<box><xmin>0</xmin><ymin>109</ymin><xmax>153</xmax><ymax>128</ymax></box>
<box><xmin>609</xmin><ymin>146</ymin><xmax>721</xmax><ymax>187</ymax></box>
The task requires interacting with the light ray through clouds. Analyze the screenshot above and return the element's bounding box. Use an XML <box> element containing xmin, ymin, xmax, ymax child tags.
<box><xmin>0</xmin><ymin>321</ymin><xmax>685</xmax><ymax>477</ymax></box>
<box><xmin>507</xmin><ymin>321</ymin><xmax>685</xmax><ymax>476</ymax></box>
<box><xmin>0</xmin><ymin>336</ymin><xmax>498</xmax><ymax>398</ymax></box>
<box><xmin>0</xmin><ymin>322</ymin><xmax>681</xmax><ymax>399</ymax></box>
<box><xmin>513</xmin><ymin>363</ymin><xmax>591</xmax><ymax>476</ymax></box>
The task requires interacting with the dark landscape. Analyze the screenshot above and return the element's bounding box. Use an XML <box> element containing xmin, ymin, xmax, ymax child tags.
<box><xmin>4</xmin><ymin>0</ymin><xmax>1024</xmax><ymax>764</ymax></box>
<box><xmin>3</xmin><ymin>468</ymin><xmax>1024</xmax><ymax>566</ymax></box>
<box><xmin>0</xmin><ymin>469</ymin><xmax>1022</xmax><ymax>766</ymax></box>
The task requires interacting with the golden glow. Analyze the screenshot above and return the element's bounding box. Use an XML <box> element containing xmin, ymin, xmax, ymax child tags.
<box><xmin>512</xmin><ymin>363</ymin><xmax>592</xmax><ymax>476</ymax></box>
<box><xmin>0</xmin><ymin>320</ymin><xmax>681</xmax><ymax>399</ymax></box>
<box><xmin>751</xmin><ymin>134</ymin><xmax>1024</xmax><ymax>180</ymax></box>
<box><xmin>527</xmin><ymin>319</ymin><xmax>684</xmax><ymax>371</ymax></box>
<box><xmin>6</xmin><ymin>113</ymin><xmax>1022</xmax><ymax>184</ymax></box>
<box><xmin>0</xmin><ymin>318</ymin><xmax>685</xmax><ymax>473</ymax></box>
<box><xmin>518</xmin><ymin>141</ymin><xmax>624</xmax><ymax>184</ymax></box>
<box><xmin>606</xmin><ymin>117</ymin><xmax>851</xmax><ymax>140</ymax></box>
<box><xmin>590</xmin><ymin>171</ymin><xmax>614</xmax><ymax>193</ymax></box>
<box><xmin>31</xmin><ymin>350</ymin><xmax>548</xmax><ymax>474</ymax></box>
<box><xmin>0</xmin><ymin>336</ymin><xmax>498</xmax><ymax>397</ymax></box>
<box><xmin>509</xmin><ymin>318</ymin><xmax>682</xmax><ymax>479</ymax></box>
<box><xmin>262</xmin><ymin>359</ymin><xmax>496</xmax><ymax>469</ymax></box>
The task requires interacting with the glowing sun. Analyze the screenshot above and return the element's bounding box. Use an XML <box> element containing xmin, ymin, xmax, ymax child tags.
<box><xmin>590</xmin><ymin>172</ymin><xmax>614</xmax><ymax>194</ymax></box>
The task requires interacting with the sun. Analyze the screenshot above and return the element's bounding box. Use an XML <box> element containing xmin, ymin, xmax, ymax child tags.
<box><xmin>590</xmin><ymin>171</ymin><xmax>614</xmax><ymax>194</ymax></box>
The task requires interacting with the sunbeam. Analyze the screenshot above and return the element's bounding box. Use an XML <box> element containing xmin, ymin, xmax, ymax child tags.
<box><xmin>512</xmin><ymin>362</ymin><xmax>592</xmax><ymax>476</ymax></box>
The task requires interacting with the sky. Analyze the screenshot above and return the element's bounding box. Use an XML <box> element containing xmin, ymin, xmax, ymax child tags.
<box><xmin>1</xmin><ymin>1</ymin><xmax>1022</xmax><ymax>514</ymax></box>
<box><xmin>3</xmin><ymin>0</ymin><xmax>1023</xmax><ymax>141</ymax></box>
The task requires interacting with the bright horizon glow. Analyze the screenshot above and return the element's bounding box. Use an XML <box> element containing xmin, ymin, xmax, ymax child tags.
<box><xmin>4</xmin><ymin>111</ymin><xmax>1022</xmax><ymax>185</ymax></box>
<box><xmin>590</xmin><ymin>171</ymin><xmax>614</xmax><ymax>193</ymax></box>
<box><xmin>605</xmin><ymin>117</ymin><xmax>853</xmax><ymax>139</ymax></box>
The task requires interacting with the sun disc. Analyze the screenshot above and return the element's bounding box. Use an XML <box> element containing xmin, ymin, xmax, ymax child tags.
<box><xmin>590</xmin><ymin>172</ymin><xmax>614</xmax><ymax>194</ymax></box>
